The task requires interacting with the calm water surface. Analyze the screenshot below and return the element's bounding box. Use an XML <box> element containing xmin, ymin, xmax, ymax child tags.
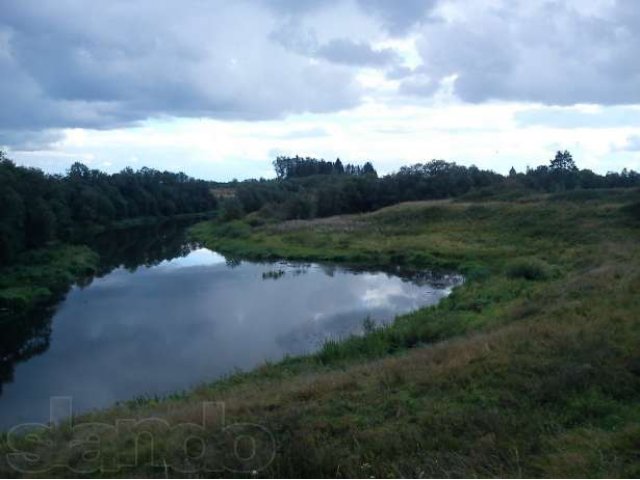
<box><xmin>0</xmin><ymin>223</ymin><xmax>461</xmax><ymax>428</ymax></box>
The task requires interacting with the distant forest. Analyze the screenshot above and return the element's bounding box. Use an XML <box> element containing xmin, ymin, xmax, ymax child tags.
<box><xmin>225</xmin><ymin>150</ymin><xmax>640</xmax><ymax>222</ymax></box>
<box><xmin>2</xmin><ymin>149</ymin><xmax>639</xmax><ymax>265</ymax></box>
<box><xmin>273</xmin><ymin>155</ymin><xmax>377</xmax><ymax>179</ymax></box>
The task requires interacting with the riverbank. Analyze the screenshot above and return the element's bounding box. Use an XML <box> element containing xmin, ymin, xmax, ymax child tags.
<box><xmin>0</xmin><ymin>245</ymin><xmax>99</xmax><ymax>314</ymax></box>
<box><xmin>73</xmin><ymin>210</ymin><xmax>217</xmax><ymax>238</ymax></box>
<box><xmin>2</xmin><ymin>188</ymin><xmax>639</xmax><ymax>477</ymax></box>
<box><xmin>0</xmin><ymin>212</ymin><xmax>216</xmax><ymax>315</ymax></box>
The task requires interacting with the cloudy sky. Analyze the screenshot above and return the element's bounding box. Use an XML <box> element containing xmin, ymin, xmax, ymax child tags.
<box><xmin>1</xmin><ymin>0</ymin><xmax>639</xmax><ymax>180</ymax></box>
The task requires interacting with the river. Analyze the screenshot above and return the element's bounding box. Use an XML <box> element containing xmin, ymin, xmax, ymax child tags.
<box><xmin>0</xmin><ymin>221</ymin><xmax>462</xmax><ymax>428</ymax></box>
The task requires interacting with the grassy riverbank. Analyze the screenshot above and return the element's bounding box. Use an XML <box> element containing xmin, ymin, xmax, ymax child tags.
<box><xmin>0</xmin><ymin>245</ymin><xmax>99</xmax><ymax>313</ymax></box>
<box><xmin>0</xmin><ymin>212</ymin><xmax>216</xmax><ymax>315</ymax></box>
<box><xmin>2</xmin><ymin>188</ymin><xmax>640</xmax><ymax>477</ymax></box>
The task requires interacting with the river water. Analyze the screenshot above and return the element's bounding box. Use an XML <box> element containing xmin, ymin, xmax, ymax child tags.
<box><xmin>0</xmin><ymin>222</ymin><xmax>461</xmax><ymax>428</ymax></box>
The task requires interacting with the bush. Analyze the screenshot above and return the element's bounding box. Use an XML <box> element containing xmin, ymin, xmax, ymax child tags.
<box><xmin>548</xmin><ymin>188</ymin><xmax>623</xmax><ymax>202</ymax></box>
<box><xmin>622</xmin><ymin>200</ymin><xmax>640</xmax><ymax>221</ymax></box>
<box><xmin>506</xmin><ymin>258</ymin><xmax>551</xmax><ymax>281</ymax></box>
<box><xmin>463</xmin><ymin>264</ymin><xmax>491</xmax><ymax>282</ymax></box>
<box><xmin>219</xmin><ymin>198</ymin><xmax>245</xmax><ymax>222</ymax></box>
<box><xmin>214</xmin><ymin>220</ymin><xmax>251</xmax><ymax>239</ymax></box>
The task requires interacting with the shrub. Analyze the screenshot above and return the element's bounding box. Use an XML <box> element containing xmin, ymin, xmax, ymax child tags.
<box><xmin>506</xmin><ymin>258</ymin><xmax>551</xmax><ymax>281</ymax></box>
<box><xmin>219</xmin><ymin>198</ymin><xmax>245</xmax><ymax>222</ymax></box>
<box><xmin>548</xmin><ymin>188</ymin><xmax>623</xmax><ymax>202</ymax></box>
<box><xmin>214</xmin><ymin>220</ymin><xmax>251</xmax><ymax>239</ymax></box>
<box><xmin>463</xmin><ymin>264</ymin><xmax>491</xmax><ymax>282</ymax></box>
<box><xmin>622</xmin><ymin>200</ymin><xmax>640</xmax><ymax>221</ymax></box>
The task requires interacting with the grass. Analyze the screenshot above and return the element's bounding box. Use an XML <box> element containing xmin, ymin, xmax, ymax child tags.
<box><xmin>1</xmin><ymin>188</ymin><xmax>640</xmax><ymax>477</ymax></box>
<box><xmin>0</xmin><ymin>213</ymin><xmax>214</xmax><ymax>314</ymax></box>
<box><xmin>505</xmin><ymin>257</ymin><xmax>553</xmax><ymax>281</ymax></box>
<box><xmin>0</xmin><ymin>245</ymin><xmax>99</xmax><ymax>313</ymax></box>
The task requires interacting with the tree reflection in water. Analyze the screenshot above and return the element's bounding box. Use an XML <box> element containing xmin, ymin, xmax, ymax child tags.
<box><xmin>0</xmin><ymin>220</ymin><xmax>199</xmax><ymax>395</ymax></box>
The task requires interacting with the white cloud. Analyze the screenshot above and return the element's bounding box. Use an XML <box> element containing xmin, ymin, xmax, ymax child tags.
<box><xmin>10</xmin><ymin>100</ymin><xmax>639</xmax><ymax>181</ymax></box>
<box><xmin>407</xmin><ymin>0</ymin><xmax>640</xmax><ymax>105</ymax></box>
<box><xmin>615</xmin><ymin>135</ymin><xmax>640</xmax><ymax>152</ymax></box>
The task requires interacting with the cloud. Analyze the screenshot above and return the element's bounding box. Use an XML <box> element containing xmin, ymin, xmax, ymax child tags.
<box><xmin>261</xmin><ymin>0</ymin><xmax>440</xmax><ymax>33</ymax></box>
<box><xmin>260</xmin><ymin>0</ymin><xmax>341</xmax><ymax>15</ymax></box>
<box><xmin>3</xmin><ymin>0</ymin><xmax>640</xmax><ymax>178</ymax></box>
<box><xmin>0</xmin><ymin>0</ymin><xmax>362</xmax><ymax>145</ymax></box>
<box><xmin>278</xmin><ymin>127</ymin><xmax>329</xmax><ymax>139</ymax></box>
<box><xmin>0</xmin><ymin>129</ymin><xmax>63</xmax><ymax>151</ymax></box>
<box><xmin>397</xmin><ymin>67</ymin><xmax>438</xmax><ymax>96</ymax></box>
<box><xmin>315</xmin><ymin>38</ymin><xmax>400</xmax><ymax>67</ymax></box>
<box><xmin>619</xmin><ymin>135</ymin><xmax>640</xmax><ymax>152</ymax></box>
<box><xmin>270</xmin><ymin>22</ymin><xmax>400</xmax><ymax>68</ymax></box>
<box><xmin>356</xmin><ymin>0</ymin><xmax>439</xmax><ymax>34</ymax></box>
<box><xmin>406</xmin><ymin>0</ymin><xmax>640</xmax><ymax>105</ymax></box>
<box><xmin>515</xmin><ymin>106</ymin><xmax>640</xmax><ymax>129</ymax></box>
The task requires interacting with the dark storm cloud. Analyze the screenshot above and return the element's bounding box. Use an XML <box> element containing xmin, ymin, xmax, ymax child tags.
<box><xmin>404</xmin><ymin>0</ymin><xmax>640</xmax><ymax>105</ymax></box>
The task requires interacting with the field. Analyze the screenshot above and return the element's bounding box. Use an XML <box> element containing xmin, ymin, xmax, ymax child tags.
<box><xmin>1</xmin><ymin>188</ymin><xmax>639</xmax><ymax>477</ymax></box>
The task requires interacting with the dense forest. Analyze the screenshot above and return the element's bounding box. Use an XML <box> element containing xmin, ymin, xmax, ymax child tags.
<box><xmin>0</xmin><ymin>151</ymin><xmax>217</xmax><ymax>265</ymax></box>
<box><xmin>222</xmin><ymin>151</ymin><xmax>640</xmax><ymax>222</ymax></box>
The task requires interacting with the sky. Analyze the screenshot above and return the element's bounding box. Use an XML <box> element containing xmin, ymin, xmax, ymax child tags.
<box><xmin>1</xmin><ymin>0</ymin><xmax>639</xmax><ymax>181</ymax></box>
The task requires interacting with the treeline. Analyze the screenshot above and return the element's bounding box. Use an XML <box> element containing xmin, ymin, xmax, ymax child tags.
<box><xmin>225</xmin><ymin>158</ymin><xmax>503</xmax><ymax>221</ymax></box>
<box><xmin>3</xmin><ymin>150</ymin><xmax>638</xmax><ymax>263</ymax></box>
<box><xmin>224</xmin><ymin>152</ymin><xmax>640</xmax><ymax>222</ymax></box>
<box><xmin>273</xmin><ymin>156</ymin><xmax>377</xmax><ymax>179</ymax></box>
<box><xmin>0</xmin><ymin>152</ymin><xmax>216</xmax><ymax>265</ymax></box>
<box><xmin>517</xmin><ymin>151</ymin><xmax>640</xmax><ymax>191</ymax></box>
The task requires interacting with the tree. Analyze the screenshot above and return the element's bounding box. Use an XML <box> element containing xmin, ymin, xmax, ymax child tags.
<box><xmin>284</xmin><ymin>194</ymin><xmax>314</xmax><ymax>219</ymax></box>
<box><xmin>25</xmin><ymin>198</ymin><xmax>56</xmax><ymax>247</ymax></box>
<box><xmin>68</xmin><ymin>162</ymin><xmax>91</xmax><ymax>179</ymax></box>
<box><xmin>0</xmin><ymin>186</ymin><xmax>25</xmax><ymax>264</ymax></box>
<box><xmin>0</xmin><ymin>151</ymin><xmax>217</xmax><ymax>265</ymax></box>
<box><xmin>362</xmin><ymin>162</ymin><xmax>377</xmax><ymax>177</ymax></box>
<box><xmin>509</xmin><ymin>166</ymin><xmax>517</xmax><ymax>177</ymax></box>
<box><xmin>334</xmin><ymin>158</ymin><xmax>344</xmax><ymax>175</ymax></box>
<box><xmin>272</xmin><ymin>157</ymin><xmax>289</xmax><ymax>179</ymax></box>
<box><xmin>219</xmin><ymin>197</ymin><xmax>244</xmax><ymax>222</ymax></box>
<box><xmin>550</xmin><ymin>150</ymin><xmax>577</xmax><ymax>172</ymax></box>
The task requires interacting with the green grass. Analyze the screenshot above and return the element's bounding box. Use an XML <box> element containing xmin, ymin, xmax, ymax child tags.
<box><xmin>0</xmin><ymin>244</ymin><xmax>99</xmax><ymax>312</ymax></box>
<box><xmin>506</xmin><ymin>257</ymin><xmax>553</xmax><ymax>280</ymax></box>
<box><xmin>2</xmin><ymin>188</ymin><xmax>640</xmax><ymax>477</ymax></box>
<box><xmin>0</xmin><ymin>213</ymin><xmax>214</xmax><ymax>313</ymax></box>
